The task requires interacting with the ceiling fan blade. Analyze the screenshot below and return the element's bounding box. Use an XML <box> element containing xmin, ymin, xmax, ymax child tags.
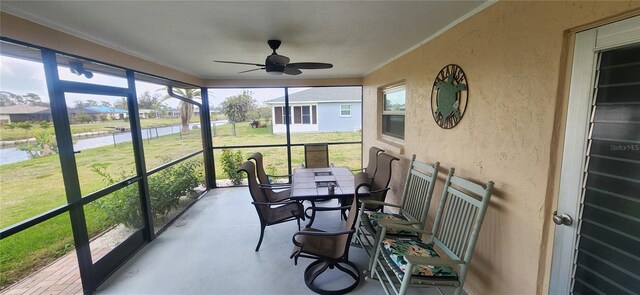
<box><xmin>214</xmin><ymin>60</ymin><xmax>265</xmax><ymax>67</ymax></box>
<box><xmin>238</xmin><ymin>68</ymin><xmax>265</xmax><ymax>74</ymax></box>
<box><xmin>266</xmin><ymin>54</ymin><xmax>290</xmax><ymax>65</ymax></box>
<box><xmin>287</xmin><ymin>62</ymin><xmax>333</xmax><ymax>69</ymax></box>
<box><xmin>283</xmin><ymin>67</ymin><xmax>302</xmax><ymax>75</ymax></box>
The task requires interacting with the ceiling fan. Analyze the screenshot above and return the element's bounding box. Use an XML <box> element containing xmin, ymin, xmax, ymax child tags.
<box><xmin>214</xmin><ymin>40</ymin><xmax>333</xmax><ymax>75</ymax></box>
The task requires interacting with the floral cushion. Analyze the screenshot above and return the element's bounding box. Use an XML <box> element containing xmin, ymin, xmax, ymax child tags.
<box><xmin>381</xmin><ymin>238</ymin><xmax>458</xmax><ymax>280</ymax></box>
<box><xmin>367</xmin><ymin>212</ymin><xmax>418</xmax><ymax>237</ymax></box>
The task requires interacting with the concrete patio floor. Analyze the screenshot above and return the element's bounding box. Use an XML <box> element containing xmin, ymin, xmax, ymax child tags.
<box><xmin>94</xmin><ymin>187</ymin><xmax>457</xmax><ymax>295</ymax></box>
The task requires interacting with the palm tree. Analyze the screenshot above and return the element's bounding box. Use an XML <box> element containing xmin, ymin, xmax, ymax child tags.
<box><xmin>161</xmin><ymin>88</ymin><xmax>201</xmax><ymax>134</ymax></box>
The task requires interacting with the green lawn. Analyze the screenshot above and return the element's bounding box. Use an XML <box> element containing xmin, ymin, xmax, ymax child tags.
<box><xmin>0</xmin><ymin>120</ymin><xmax>361</xmax><ymax>287</ymax></box>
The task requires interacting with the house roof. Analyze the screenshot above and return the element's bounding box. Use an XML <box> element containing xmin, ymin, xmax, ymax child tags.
<box><xmin>264</xmin><ymin>87</ymin><xmax>362</xmax><ymax>105</ymax></box>
<box><xmin>0</xmin><ymin>105</ymin><xmax>51</xmax><ymax>115</ymax></box>
<box><xmin>67</xmin><ymin>108</ymin><xmax>102</xmax><ymax>114</ymax></box>
<box><xmin>85</xmin><ymin>106</ymin><xmax>128</xmax><ymax>113</ymax></box>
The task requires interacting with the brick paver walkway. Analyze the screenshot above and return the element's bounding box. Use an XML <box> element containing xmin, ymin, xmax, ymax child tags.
<box><xmin>1</xmin><ymin>247</ymin><xmax>110</xmax><ymax>295</ymax></box>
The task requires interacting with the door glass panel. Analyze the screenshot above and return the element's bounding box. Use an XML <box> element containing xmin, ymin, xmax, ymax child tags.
<box><xmin>63</xmin><ymin>93</ymin><xmax>136</xmax><ymax>195</ymax></box>
<box><xmin>0</xmin><ymin>213</ymin><xmax>76</xmax><ymax>290</ymax></box>
<box><xmin>0</xmin><ymin>44</ymin><xmax>69</xmax><ymax>225</ymax></box>
<box><xmin>85</xmin><ymin>183</ymin><xmax>142</xmax><ymax>263</ymax></box>
<box><xmin>56</xmin><ymin>54</ymin><xmax>128</xmax><ymax>87</ymax></box>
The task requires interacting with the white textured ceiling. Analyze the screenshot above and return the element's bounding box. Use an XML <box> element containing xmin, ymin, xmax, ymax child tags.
<box><xmin>1</xmin><ymin>1</ymin><xmax>490</xmax><ymax>80</ymax></box>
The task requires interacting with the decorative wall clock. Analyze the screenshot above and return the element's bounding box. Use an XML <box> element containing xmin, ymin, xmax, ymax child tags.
<box><xmin>431</xmin><ymin>64</ymin><xmax>469</xmax><ymax>129</ymax></box>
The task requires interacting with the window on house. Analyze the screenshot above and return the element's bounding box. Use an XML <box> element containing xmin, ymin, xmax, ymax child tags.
<box><xmin>340</xmin><ymin>104</ymin><xmax>351</xmax><ymax>117</ymax></box>
<box><xmin>381</xmin><ymin>85</ymin><xmax>406</xmax><ymax>140</ymax></box>
<box><xmin>275</xmin><ymin>106</ymin><xmax>283</xmax><ymax>124</ymax></box>
<box><xmin>302</xmin><ymin>106</ymin><xmax>311</xmax><ymax>124</ymax></box>
<box><xmin>293</xmin><ymin>106</ymin><xmax>302</xmax><ymax>124</ymax></box>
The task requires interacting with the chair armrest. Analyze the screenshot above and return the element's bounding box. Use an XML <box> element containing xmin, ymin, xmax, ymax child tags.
<box><xmin>294</xmin><ymin>229</ymin><xmax>355</xmax><ymax>238</ymax></box>
<box><xmin>252</xmin><ymin>200</ymin><xmax>299</xmax><ymax>206</ymax></box>
<box><xmin>292</xmin><ymin>229</ymin><xmax>355</xmax><ymax>248</ymax></box>
<box><xmin>378</xmin><ymin>220</ymin><xmax>430</xmax><ymax>234</ymax></box>
<box><xmin>363</xmin><ymin>187</ymin><xmax>390</xmax><ymax>195</ymax></box>
<box><xmin>309</xmin><ymin>205</ymin><xmax>352</xmax><ymax>212</ymax></box>
<box><xmin>359</xmin><ymin>199</ymin><xmax>401</xmax><ymax>208</ymax></box>
<box><xmin>259</xmin><ymin>183</ymin><xmax>291</xmax><ymax>189</ymax></box>
<box><xmin>405</xmin><ymin>255</ymin><xmax>465</xmax><ymax>267</ymax></box>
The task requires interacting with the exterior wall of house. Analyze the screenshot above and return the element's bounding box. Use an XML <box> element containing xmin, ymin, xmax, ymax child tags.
<box><xmin>317</xmin><ymin>102</ymin><xmax>361</xmax><ymax>132</ymax></box>
<box><xmin>270</xmin><ymin>104</ymin><xmax>319</xmax><ymax>134</ymax></box>
<box><xmin>361</xmin><ymin>2</ymin><xmax>640</xmax><ymax>295</ymax></box>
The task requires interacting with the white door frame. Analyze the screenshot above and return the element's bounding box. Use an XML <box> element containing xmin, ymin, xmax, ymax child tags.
<box><xmin>549</xmin><ymin>15</ymin><xmax>640</xmax><ymax>294</ymax></box>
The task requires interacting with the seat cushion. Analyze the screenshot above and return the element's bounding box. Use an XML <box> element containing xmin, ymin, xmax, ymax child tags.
<box><xmin>367</xmin><ymin>212</ymin><xmax>418</xmax><ymax>237</ymax></box>
<box><xmin>381</xmin><ymin>238</ymin><xmax>458</xmax><ymax>280</ymax></box>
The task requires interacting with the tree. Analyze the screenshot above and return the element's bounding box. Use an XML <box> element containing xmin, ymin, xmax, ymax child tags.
<box><xmin>137</xmin><ymin>91</ymin><xmax>165</xmax><ymax>111</ymax></box>
<box><xmin>161</xmin><ymin>88</ymin><xmax>201</xmax><ymax>134</ymax></box>
<box><xmin>0</xmin><ymin>91</ymin><xmax>18</xmax><ymax>106</ymax></box>
<box><xmin>0</xmin><ymin>91</ymin><xmax>49</xmax><ymax>107</ymax></box>
<box><xmin>114</xmin><ymin>97</ymin><xmax>128</xmax><ymax>110</ymax></box>
<box><xmin>74</xmin><ymin>100</ymin><xmax>86</xmax><ymax>109</ymax></box>
<box><xmin>252</xmin><ymin>105</ymin><xmax>272</xmax><ymax>122</ymax></box>
<box><xmin>100</xmin><ymin>101</ymin><xmax>112</xmax><ymax>107</ymax></box>
<box><xmin>221</xmin><ymin>90</ymin><xmax>256</xmax><ymax>136</ymax></box>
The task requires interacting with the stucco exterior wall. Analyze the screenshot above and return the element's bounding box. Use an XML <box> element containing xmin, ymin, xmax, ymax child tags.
<box><xmin>361</xmin><ymin>2</ymin><xmax>640</xmax><ymax>295</ymax></box>
<box><xmin>318</xmin><ymin>102</ymin><xmax>362</xmax><ymax>132</ymax></box>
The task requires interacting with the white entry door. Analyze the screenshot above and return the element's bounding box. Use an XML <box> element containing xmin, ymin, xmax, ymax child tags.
<box><xmin>549</xmin><ymin>16</ymin><xmax>640</xmax><ymax>294</ymax></box>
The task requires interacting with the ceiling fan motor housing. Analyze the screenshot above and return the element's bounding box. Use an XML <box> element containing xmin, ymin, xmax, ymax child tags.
<box><xmin>266</xmin><ymin>64</ymin><xmax>285</xmax><ymax>74</ymax></box>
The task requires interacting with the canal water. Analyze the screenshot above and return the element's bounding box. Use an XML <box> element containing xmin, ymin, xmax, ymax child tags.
<box><xmin>0</xmin><ymin>121</ymin><xmax>227</xmax><ymax>165</ymax></box>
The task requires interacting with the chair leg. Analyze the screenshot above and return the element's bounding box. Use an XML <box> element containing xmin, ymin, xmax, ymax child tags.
<box><xmin>255</xmin><ymin>223</ymin><xmax>266</xmax><ymax>252</ymax></box>
<box><xmin>341</xmin><ymin>208</ymin><xmax>348</xmax><ymax>221</ymax></box>
<box><xmin>297</xmin><ymin>218</ymin><xmax>301</xmax><ymax>231</ymax></box>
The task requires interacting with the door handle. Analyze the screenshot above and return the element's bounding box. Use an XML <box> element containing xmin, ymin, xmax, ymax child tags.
<box><xmin>552</xmin><ymin>211</ymin><xmax>573</xmax><ymax>226</ymax></box>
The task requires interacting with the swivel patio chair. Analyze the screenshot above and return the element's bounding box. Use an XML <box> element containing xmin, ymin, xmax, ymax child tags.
<box><xmin>304</xmin><ymin>143</ymin><xmax>330</xmax><ymax>168</ymax></box>
<box><xmin>340</xmin><ymin>152</ymin><xmax>399</xmax><ymax>219</ymax></box>
<box><xmin>290</xmin><ymin>189</ymin><xmax>366</xmax><ymax>294</ymax></box>
<box><xmin>354</xmin><ymin>154</ymin><xmax>439</xmax><ymax>256</ymax></box>
<box><xmin>248</xmin><ymin>152</ymin><xmax>291</xmax><ymax>202</ymax></box>
<box><xmin>368</xmin><ymin>168</ymin><xmax>494</xmax><ymax>295</ymax></box>
<box><xmin>238</xmin><ymin>161</ymin><xmax>305</xmax><ymax>251</ymax></box>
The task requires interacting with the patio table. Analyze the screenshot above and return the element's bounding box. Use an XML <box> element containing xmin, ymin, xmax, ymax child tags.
<box><xmin>290</xmin><ymin>166</ymin><xmax>358</xmax><ymax>227</ymax></box>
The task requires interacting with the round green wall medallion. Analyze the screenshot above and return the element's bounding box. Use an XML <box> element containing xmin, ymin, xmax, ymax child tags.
<box><xmin>431</xmin><ymin>64</ymin><xmax>469</xmax><ymax>129</ymax></box>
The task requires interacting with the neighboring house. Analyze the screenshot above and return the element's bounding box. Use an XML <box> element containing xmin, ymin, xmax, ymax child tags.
<box><xmin>138</xmin><ymin>109</ymin><xmax>159</xmax><ymax>119</ymax></box>
<box><xmin>84</xmin><ymin>106</ymin><xmax>128</xmax><ymax>119</ymax></box>
<box><xmin>67</xmin><ymin>108</ymin><xmax>103</xmax><ymax>122</ymax></box>
<box><xmin>264</xmin><ymin>87</ymin><xmax>362</xmax><ymax>133</ymax></box>
<box><xmin>0</xmin><ymin>105</ymin><xmax>52</xmax><ymax>123</ymax></box>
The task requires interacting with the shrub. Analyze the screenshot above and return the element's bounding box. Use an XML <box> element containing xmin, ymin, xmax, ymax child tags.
<box><xmin>220</xmin><ymin>148</ymin><xmax>244</xmax><ymax>185</ymax></box>
<box><xmin>91</xmin><ymin>159</ymin><xmax>203</xmax><ymax>228</ymax></box>
<box><xmin>74</xmin><ymin>112</ymin><xmax>92</xmax><ymax>124</ymax></box>
<box><xmin>17</xmin><ymin>129</ymin><xmax>58</xmax><ymax>158</ymax></box>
